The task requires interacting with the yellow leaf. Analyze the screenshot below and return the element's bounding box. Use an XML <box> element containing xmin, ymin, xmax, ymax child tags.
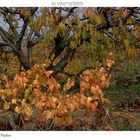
<box><xmin>50</xmin><ymin>53</ymin><xmax>55</xmax><ymax>61</ymax></box>
<box><xmin>15</xmin><ymin>106</ymin><xmax>21</xmax><ymax>113</ymax></box>
<box><xmin>87</xmin><ymin>8</ymin><xmax>92</xmax><ymax>17</ymax></box>
<box><xmin>52</xmin><ymin>96</ymin><xmax>57</xmax><ymax>103</ymax></box>
<box><xmin>124</xmin><ymin>39</ymin><xmax>129</xmax><ymax>47</ymax></box>
<box><xmin>65</xmin><ymin>115</ymin><xmax>73</xmax><ymax>125</ymax></box>
<box><xmin>106</xmin><ymin>59</ymin><xmax>115</xmax><ymax>68</ymax></box>
<box><xmin>95</xmin><ymin>14</ymin><xmax>105</xmax><ymax>25</ymax></box>
<box><xmin>87</xmin><ymin>97</ymin><xmax>93</xmax><ymax>102</ymax></box>
<box><xmin>12</xmin><ymin>99</ymin><xmax>17</xmax><ymax>104</ymax></box>
<box><xmin>23</xmin><ymin>106</ymin><xmax>32</xmax><ymax>116</ymax></box>
<box><xmin>4</xmin><ymin>102</ymin><xmax>10</xmax><ymax>110</ymax></box>
<box><xmin>46</xmin><ymin>110</ymin><xmax>54</xmax><ymax>119</ymax></box>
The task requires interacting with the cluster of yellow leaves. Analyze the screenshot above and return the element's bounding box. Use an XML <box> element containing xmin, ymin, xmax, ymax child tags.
<box><xmin>14</xmin><ymin>72</ymin><xmax>28</xmax><ymax>89</ymax></box>
<box><xmin>0</xmin><ymin>61</ymin><xmax>113</xmax><ymax>126</ymax></box>
<box><xmin>80</xmin><ymin>67</ymin><xmax>110</xmax><ymax>94</ymax></box>
<box><xmin>80</xmin><ymin>67</ymin><xmax>111</xmax><ymax>109</ymax></box>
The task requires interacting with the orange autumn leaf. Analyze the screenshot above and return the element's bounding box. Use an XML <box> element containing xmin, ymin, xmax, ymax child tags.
<box><xmin>91</xmin><ymin>85</ymin><xmax>102</xmax><ymax>95</ymax></box>
<box><xmin>46</xmin><ymin>110</ymin><xmax>55</xmax><ymax>119</ymax></box>
<box><xmin>100</xmin><ymin>80</ymin><xmax>110</xmax><ymax>88</ymax></box>
<box><xmin>91</xmin><ymin>104</ymin><xmax>96</xmax><ymax>112</ymax></box>
<box><xmin>87</xmin><ymin>8</ymin><xmax>92</xmax><ymax>17</ymax></box>
<box><xmin>36</xmin><ymin>114</ymin><xmax>46</xmax><ymax>123</ymax></box>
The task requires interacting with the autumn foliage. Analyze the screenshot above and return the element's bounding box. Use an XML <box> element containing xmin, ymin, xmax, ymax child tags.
<box><xmin>0</xmin><ymin>58</ymin><xmax>114</xmax><ymax>129</ymax></box>
<box><xmin>1</xmin><ymin>7</ymin><xmax>139</xmax><ymax>130</ymax></box>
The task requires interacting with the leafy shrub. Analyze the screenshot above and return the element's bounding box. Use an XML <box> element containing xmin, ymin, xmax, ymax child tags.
<box><xmin>0</xmin><ymin>58</ymin><xmax>114</xmax><ymax>129</ymax></box>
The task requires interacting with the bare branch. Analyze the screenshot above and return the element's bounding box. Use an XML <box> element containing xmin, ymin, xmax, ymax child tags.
<box><xmin>0</xmin><ymin>8</ymin><xmax>19</xmax><ymax>37</ymax></box>
<box><xmin>46</xmin><ymin>46</ymin><xmax>72</xmax><ymax>73</ymax></box>
<box><xmin>0</xmin><ymin>42</ymin><xmax>9</xmax><ymax>46</ymax></box>
<box><xmin>65</xmin><ymin>7</ymin><xmax>77</xmax><ymax>18</ymax></box>
<box><xmin>0</xmin><ymin>26</ymin><xmax>14</xmax><ymax>45</ymax></box>
<box><xmin>19</xmin><ymin>8</ymin><xmax>38</xmax><ymax>42</ymax></box>
<box><xmin>102</xmin><ymin>31</ymin><xmax>123</xmax><ymax>44</ymax></box>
